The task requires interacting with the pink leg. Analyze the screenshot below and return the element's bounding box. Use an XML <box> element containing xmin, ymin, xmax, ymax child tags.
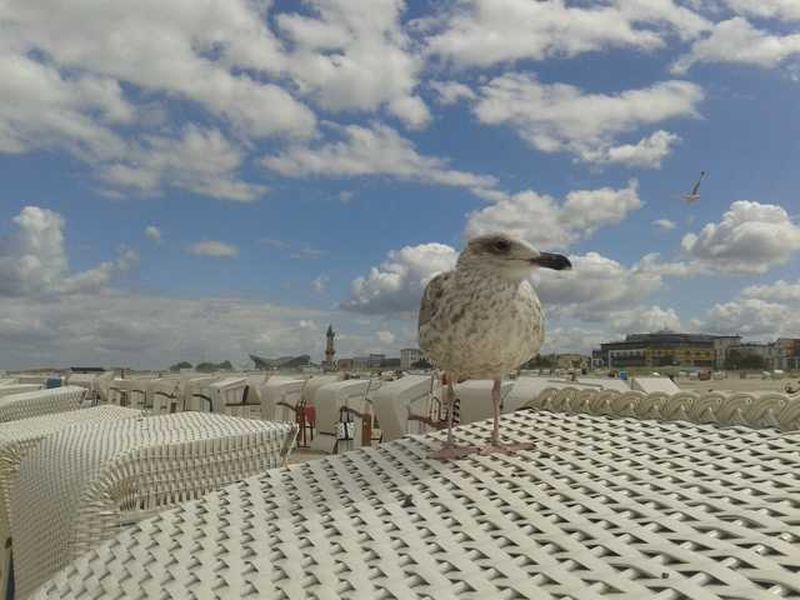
<box><xmin>430</xmin><ymin>376</ymin><xmax>479</xmax><ymax>460</ymax></box>
<box><xmin>478</xmin><ymin>378</ymin><xmax>533</xmax><ymax>456</ymax></box>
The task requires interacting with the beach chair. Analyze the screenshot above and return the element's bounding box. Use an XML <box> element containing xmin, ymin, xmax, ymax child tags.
<box><xmin>310</xmin><ymin>379</ymin><xmax>381</xmax><ymax>454</ymax></box>
<box><xmin>371</xmin><ymin>374</ymin><xmax>436</xmax><ymax>441</ymax></box>
<box><xmin>262</xmin><ymin>377</ymin><xmax>306</xmax><ymax>422</ymax></box>
<box><xmin>0</xmin><ymin>406</ymin><xmax>141</xmax><ymax>597</ymax></box>
<box><xmin>10</xmin><ymin>413</ymin><xmax>298</xmax><ymax>598</ymax></box>
<box><xmin>0</xmin><ymin>386</ymin><xmax>85</xmax><ymax>424</ymax></box>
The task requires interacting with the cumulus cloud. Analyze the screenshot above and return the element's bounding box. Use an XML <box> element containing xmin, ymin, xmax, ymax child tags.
<box><xmin>466</xmin><ymin>180</ymin><xmax>641</xmax><ymax>249</ymax></box>
<box><xmin>609</xmin><ymin>305</ymin><xmax>683</xmax><ymax>333</ymax></box>
<box><xmin>430</xmin><ymin>81</ymin><xmax>477</xmax><ymax>105</ymax></box>
<box><xmin>472</xmin><ymin>74</ymin><xmax>702</xmax><ymax>166</ymax></box>
<box><xmin>727</xmin><ymin>0</ymin><xmax>800</xmax><ymax>21</ymax></box>
<box><xmin>312</xmin><ymin>275</ymin><xmax>329</xmax><ymax>293</ymax></box>
<box><xmin>700</xmin><ymin>298</ymin><xmax>800</xmax><ymax>338</ymax></box>
<box><xmin>262</xmin><ymin>122</ymin><xmax>499</xmax><ymax>197</ymax></box>
<box><xmin>680</xmin><ymin>200</ymin><xmax>800</xmax><ymax>274</ymax></box>
<box><xmin>653</xmin><ymin>218</ymin><xmax>677</xmax><ymax>231</ymax></box>
<box><xmin>0</xmin><ymin>206</ymin><xmax>136</xmax><ymax>297</ymax></box>
<box><xmin>188</xmin><ymin>241</ymin><xmax>239</xmax><ymax>258</ymax></box>
<box><xmin>426</xmin><ymin>0</ymin><xmax>709</xmax><ymax>68</ymax></box>
<box><xmin>742</xmin><ymin>279</ymin><xmax>800</xmax><ymax>302</ymax></box>
<box><xmin>342</xmin><ymin>243</ymin><xmax>458</xmax><ymax>315</ymax></box>
<box><xmin>100</xmin><ymin>126</ymin><xmax>267</xmax><ymax>202</ymax></box>
<box><xmin>0</xmin><ymin>54</ymin><xmax>130</xmax><ymax>159</ymax></box>
<box><xmin>2</xmin><ymin>0</ymin><xmax>316</xmax><ymax>139</ymax></box>
<box><xmin>145</xmin><ymin>226</ymin><xmax>162</xmax><ymax>243</ymax></box>
<box><xmin>377</xmin><ymin>330</ymin><xmax>396</xmax><ymax>345</ymax></box>
<box><xmin>0</xmin><ymin>291</ymin><xmax>336</xmax><ymax>369</ymax></box>
<box><xmin>276</xmin><ymin>0</ymin><xmax>427</xmax><ymax>129</ymax></box>
<box><xmin>672</xmin><ymin>17</ymin><xmax>800</xmax><ymax>73</ymax></box>
<box><xmin>535</xmin><ymin>252</ymin><xmax>664</xmax><ymax>321</ymax></box>
<box><xmin>583</xmin><ymin>130</ymin><xmax>681</xmax><ymax>168</ymax></box>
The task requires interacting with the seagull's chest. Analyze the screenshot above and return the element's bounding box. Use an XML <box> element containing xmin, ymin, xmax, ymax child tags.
<box><xmin>426</xmin><ymin>275</ymin><xmax>544</xmax><ymax>376</ymax></box>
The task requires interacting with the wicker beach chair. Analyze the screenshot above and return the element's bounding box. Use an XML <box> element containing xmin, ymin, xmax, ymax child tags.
<box><xmin>11</xmin><ymin>413</ymin><xmax>298</xmax><ymax>598</ymax></box>
<box><xmin>371</xmin><ymin>374</ymin><xmax>435</xmax><ymax>441</ymax></box>
<box><xmin>0</xmin><ymin>406</ymin><xmax>141</xmax><ymax>596</ymax></box>
<box><xmin>35</xmin><ymin>407</ymin><xmax>800</xmax><ymax>599</ymax></box>
<box><xmin>0</xmin><ymin>386</ymin><xmax>41</xmax><ymax>400</ymax></box>
<box><xmin>310</xmin><ymin>379</ymin><xmax>381</xmax><ymax>454</ymax></box>
<box><xmin>0</xmin><ymin>386</ymin><xmax>85</xmax><ymax>424</ymax></box>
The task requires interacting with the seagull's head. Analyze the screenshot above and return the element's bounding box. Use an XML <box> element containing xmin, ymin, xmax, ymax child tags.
<box><xmin>459</xmin><ymin>233</ymin><xmax>572</xmax><ymax>279</ymax></box>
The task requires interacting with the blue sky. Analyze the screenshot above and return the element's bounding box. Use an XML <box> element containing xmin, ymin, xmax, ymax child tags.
<box><xmin>1</xmin><ymin>0</ymin><xmax>799</xmax><ymax>369</ymax></box>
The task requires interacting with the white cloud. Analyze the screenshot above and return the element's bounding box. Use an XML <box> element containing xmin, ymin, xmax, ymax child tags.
<box><xmin>0</xmin><ymin>291</ymin><xmax>335</xmax><ymax>369</ymax></box>
<box><xmin>262</xmin><ymin>122</ymin><xmax>499</xmax><ymax>197</ymax></box>
<box><xmin>473</xmin><ymin>74</ymin><xmax>702</xmax><ymax>166</ymax></box>
<box><xmin>700</xmin><ymin>298</ymin><xmax>800</xmax><ymax>338</ymax></box>
<box><xmin>0</xmin><ymin>206</ymin><xmax>136</xmax><ymax>297</ymax></box>
<box><xmin>609</xmin><ymin>305</ymin><xmax>683</xmax><ymax>333</ymax></box>
<box><xmin>584</xmin><ymin>130</ymin><xmax>681</xmax><ymax>168</ymax></box>
<box><xmin>276</xmin><ymin>0</ymin><xmax>426</xmax><ymax>129</ymax></box>
<box><xmin>535</xmin><ymin>252</ymin><xmax>664</xmax><ymax>321</ymax></box>
<box><xmin>388</xmin><ymin>96</ymin><xmax>432</xmax><ymax>130</ymax></box>
<box><xmin>312</xmin><ymin>275</ymin><xmax>329</xmax><ymax>293</ymax></box>
<box><xmin>342</xmin><ymin>243</ymin><xmax>458</xmax><ymax>315</ymax></box>
<box><xmin>466</xmin><ymin>180</ymin><xmax>641</xmax><ymax>249</ymax></box>
<box><xmin>188</xmin><ymin>241</ymin><xmax>239</xmax><ymax>258</ymax></box>
<box><xmin>430</xmin><ymin>81</ymin><xmax>477</xmax><ymax>105</ymax></box>
<box><xmin>672</xmin><ymin>17</ymin><xmax>800</xmax><ymax>73</ymax></box>
<box><xmin>426</xmin><ymin>0</ymin><xmax>709</xmax><ymax>68</ymax></box>
<box><xmin>680</xmin><ymin>200</ymin><xmax>800</xmax><ymax>274</ymax></box>
<box><xmin>742</xmin><ymin>279</ymin><xmax>800</xmax><ymax>302</ymax></box>
<box><xmin>653</xmin><ymin>218</ymin><xmax>677</xmax><ymax>231</ymax></box>
<box><xmin>727</xmin><ymin>0</ymin><xmax>800</xmax><ymax>21</ymax></box>
<box><xmin>377</xmin><ymin>330</ymin><xmax>396</xmax><ymax>345</ymax></box>
<box><xmin>0</xmin><ymin>54</ymin><xmax>130</xmax><ymax>159</ymax></box>
<box><xmin>100</xmin><ymin>126</ymin><xmax>267</xmax><ymax>202</ymax></box>
<box><xmin>145</xmin><ymin>226</ymin><xmax>162</xmax><ymax>243</ymax></box>
<box><xmin>2</xmin><ymin>0</ymin><xmax>316</xmax><ymax>139</ymax></box>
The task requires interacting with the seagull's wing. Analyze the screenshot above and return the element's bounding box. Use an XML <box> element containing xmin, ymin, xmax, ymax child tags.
<box><xmin>418</xmin><ymin>271</ymin><xmax>452</xmax><ymax>332</ymax></box>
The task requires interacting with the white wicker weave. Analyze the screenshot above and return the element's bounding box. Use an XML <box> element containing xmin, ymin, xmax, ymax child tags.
<box><xmin>453</xmin><ymin>379</ymin><xmax>513</xmax><ymax>425</ymax></box>
<box><xmin>0</xmin><ymin>386</ymin><xmax>85</xmax><ymax>424</ymax></box>
<box><xmin>37</xmin><ymin>407</ymin><xmax>800</xmax><ymax>599</ymax></box>
<box><xmin>310</xmin><ymin>379</ymin><xmax>381</xmax><ymax>454</ymax></box>
<box><xmin>372</xmin><ymin>374</ymin><xmax>435</xmax><ymax>441</ymax></box>
<box><xmin>0</xmin><ymin>386</ymin><xmax>41</xmax><ymax>400</ymax></box>
<box><xmin>525</xmin><ymin>386</ymin><xmax>800</xmax><ymax>432</ymax></box>
<box><xmin>262</xmin><ymin>377</ymin><xmax>305</xmax><ymax>422</ymax></box>
<box><xmin>12</xmin><ymin>413</ymin><xmax>299</xmax><ymax>598</ymax></box>
<box><xmin>0</xmin><ymin>406</ymin><xmax>141</xmax><ymax>595</ymax></box>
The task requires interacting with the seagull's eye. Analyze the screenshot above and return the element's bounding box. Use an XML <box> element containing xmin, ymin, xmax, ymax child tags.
<box><xmin>493</xmin><ymin>239</ymin><xmax>511</xmax><ymax>253</ymax></box>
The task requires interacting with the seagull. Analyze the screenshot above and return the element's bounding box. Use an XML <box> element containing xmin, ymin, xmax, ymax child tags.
<box><xmin>682</xmin><ymin>171</ymin><xmax>706</xmax><ymax>204</ymax></box>
<box><xmin>418</xmin><ymin>233</ymin><xmax>571</xmax><ymax>459</ymax></box>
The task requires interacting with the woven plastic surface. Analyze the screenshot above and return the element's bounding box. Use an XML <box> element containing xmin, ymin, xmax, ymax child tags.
<box><xmin>13</xmin><ymin>413</ymin><xmax>299</xmax><ymax>598</ymax></box>
<box><xmin>0</xmin><ymin>406</ymin><xmax>141</xmax><ymax>595</ymax></box>
<box><xmin>526</xmin><ymin>386</ymin><xmax>800</xmax><ymax>432</ymax></box>
<box><xmin>38</xmin><ymin>408</ymin><xmax>800</xmax><ymax>599</ymax></box>
<box><xmin>0</xmin><ymin>386</ymin><xmax>85</xmax><ymax>423</ymax></box>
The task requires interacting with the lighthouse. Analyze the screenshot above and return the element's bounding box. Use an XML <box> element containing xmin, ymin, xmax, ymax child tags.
<box><xmin>324</xmin><ymin>324</ymin><xmax>336</xmax><ymax>370</ymax></box>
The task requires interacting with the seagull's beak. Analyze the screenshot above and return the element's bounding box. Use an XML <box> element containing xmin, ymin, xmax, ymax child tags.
<box><xmin>530</xmin><ymin>252</ymin><xmax>572</xmax><ymax>270</ymax></box>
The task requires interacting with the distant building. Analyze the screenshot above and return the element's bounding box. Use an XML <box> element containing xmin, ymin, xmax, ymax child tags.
<box><xmin>596</xmin><ymin>333</ymin><xmax>742</xmax><ymax>369</ymax></box>
<box><xmin>323</xmin><ymin>325</ymin><xmax>336</xmax><ymax>370</ymax></box>
<box><xmin>381</xmin><ymin>357</ymin><xmax>401</xmax><ymax>369</ymax></box>
<box><xmin>250</xmin><ymin>354</ymin><xmax>311</xmax><ymax>370</ymax></box>
<box><xmin>400</xmin><ymin>348</ymin><xmax>424</xmax><ymax>370</ymax></box>
<box><xmin>368</xmin><ymin>354</ymin><xmax>385</xmax><ymax>368</ymax></box>
<box><xmin>337</xmin><ymin>358</ymin><xmax>354</xmax><ymax>371</ymax></box>
<box><xmin>773</xmin><ymin>338</ymin><xmax>800</xmax><ymax>370</ymax></box>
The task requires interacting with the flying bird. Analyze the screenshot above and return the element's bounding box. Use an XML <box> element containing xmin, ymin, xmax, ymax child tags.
<box><xmin>682</xmin><ymin>171</ymin><xmax>706</xmax><ymax>204</ymax></box>
<box><xmin>418</xmin><ymin>233</ymin><xmax>571</xmax><ymax>459</ymax></box>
